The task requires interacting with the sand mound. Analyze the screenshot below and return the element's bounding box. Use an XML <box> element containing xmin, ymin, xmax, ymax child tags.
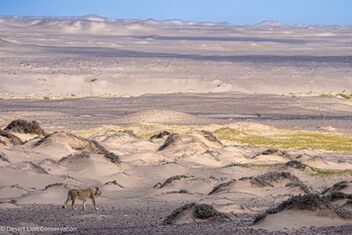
<box><xmin>302</xmin><ymin>157</ymin><xmax>352</xmax><ymax>171</ymax></box>
<box><xmin>0</xmin><ymin>130</ymin><xmax>23</xmax><ymax>146</ymax></box>
<box><xmin>17</xmin><ymin>183</ymin><xmax>68</xmax><ymax>205</ymax></box>
<box><xmin>163</xmin><ymin>203</ymin><xmax>231</xmax><ymax>225</ymax></box>
<box><xmin>208</xmin><ymin>171</ymin><xmax>311</xmax><ymax>196</ymax></box>
<box><xmin>121</xmin><ymin>109</ymin><xmax>200</xmax><ymax>124</ymax></box>
<box><xmin>154</xmin><ymin>175</ymin><xmax>219</xmax><ymax>194</ymax></box>
<box><xmin>0</xmin><ymin>167</ymin><xmax>63</xmax><ymax>189</ymax></box>
<box><xmin>58</xmin><ymin>152</ymin><xmax>121</xmax><ymax>182</ymax></box>
<box><xmin>253</xmin><ymin>209</ymin><xmax>350</xmax><ymax>230</ymax></box>
<box><xmin>13</xmin><ymin>162</ymin><xmax>49</xmax><ymax>175</ymax></box>
<box><xmin>158</xmin><ymin>133</ymin><xmax>209</xmax><ymax>155</ymax></box>
<box><xmin>33</xmin><ymin>132</ymin><xmax>92</xmax><ymax>149</ymax></box>
<box><xmin>242</xmin><ymin>148</ymin><xmax>293</xmax><ymax>165</ymax></box>
<box><xmin>32</xmin><ymin>132</ymin><xmax>91</xmax><ymax>160</ymax></box>
<box><xmin>31</xmin><ymin>18</ymin><xmax>114</xmax><ymax>34</ymax></box>
<box><xmin>251</xmin><ymin>171</ymin><xmax>312</xmax><ymax>193</ymax></box>
<box><xmin>253</xmin><ymin>194</ymin><xmax>341</xmax><ymax>225</ymax></box>
<box><xmin>37</xmin><ymin>159</ymin><xmax>66</xmax><ymax>175</ymax></box>
<box><xmin>99</xmin><ymin>130</ymin><xmax>139</xmax><ymax>144</ymax></box>
<box><xmin>4</xmin><ymin>119</ymin><xmax>45</xmax><ymax>136</ymax></box>
<box><xmin>0</xmin><ymin>185</ymin><xmax>29</xmax><ymax>201</ymax></box>
<box><xmin>123</xmin><ymin>152</ymin><xmax>166</xmax><ymax>165</ymax></box>
<box><xmin>253</xmin><ymin>194</ymin><xmax>352</xmax><ymax>229</ymax></box>
<box><xmin>33</xmin><ymin>132</ymin><xmax>120</xmax><ymax>163</ymax></box>
<box><xmin>158</xmin><ymin>132</ymin><xmax>222</xmax><ymax>158</ymax></box>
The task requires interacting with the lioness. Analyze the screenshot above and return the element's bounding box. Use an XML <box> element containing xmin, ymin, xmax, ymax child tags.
<box><xmin>63</xmin><ymin>187</ymin><xmax>102</xmax><ymax>211</ymax></box>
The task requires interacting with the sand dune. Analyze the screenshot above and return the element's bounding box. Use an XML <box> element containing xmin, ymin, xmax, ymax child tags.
<box><xmin>120</xmin><ymin>109</ymin><xmax>205</xmax><ymax>124</ymax></box>
<box><xmin>1</xmin><ymin>118</ymin><xmax>352</xmax><ymax>233</ymax></box>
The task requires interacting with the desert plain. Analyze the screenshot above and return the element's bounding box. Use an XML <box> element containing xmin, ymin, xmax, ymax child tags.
<box><xmin>0</xmin><ymin>15</ymin><xmax>352</xmax><ymax>234</ymax></box>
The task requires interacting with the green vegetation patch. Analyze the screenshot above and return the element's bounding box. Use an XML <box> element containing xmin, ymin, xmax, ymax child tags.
<box><xmin>336</xmin><ymin>93</ymin><xmax>352</xmax><ymax>100</ymax></box>
<box><xmin>320</xmin><ymin>92</ymin><xmax>352</xmax><ymax>100</ymax></box>
<box><xmin>312</xmin><ymin>168</ymin><xmax>352</xmax><ymax>176</ymax></box>
<box><xmin>213</xmin><ymin>127</ymin><xmax>352</xmax><ymax>152</ymax></box>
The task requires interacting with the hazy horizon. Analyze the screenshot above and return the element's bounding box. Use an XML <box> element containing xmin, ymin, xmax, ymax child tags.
<box><xmin>1</xmin><ymin>14</ymin><xmax>351</xmax><ymax>26</ymax></box>
<box><xmin>0</xmin><ymin>0</ymin><xmax>351</xmax><ymax>25</ymax></box>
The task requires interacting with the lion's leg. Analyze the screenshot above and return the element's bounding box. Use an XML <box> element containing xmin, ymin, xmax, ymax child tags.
<box><xmin>63</xmin><ymin>194</ymin><xmax>70</xmax><ymax>209</ymax></box>
<box><xmin>82</xmin><ymin>201</ymin><xmax>86</xmax><ymax>211</ymax></box>
<box><xmin>72</xmin><ymin>197</ymin><xmax>77</xmax><ymax>210</ymax></box>
<box><xmin>91</xmin><ymin>197</ymin><xmax>98</xmax><ymax>210</ymax></box>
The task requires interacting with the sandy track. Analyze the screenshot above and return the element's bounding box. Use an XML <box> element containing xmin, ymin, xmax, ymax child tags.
<box><xmin>0</xmin><ymin>93</ymin><xmax>351</xmax><ymax>132</ymax></box>
<box><xmin>1</xmin><ymin>203</ymin><xmax>352</xmax><ymax>235</ymax></box>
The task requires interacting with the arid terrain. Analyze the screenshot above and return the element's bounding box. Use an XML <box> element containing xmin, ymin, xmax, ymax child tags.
<box><xmin>0</xmin><ymin>15</ymin><xmax>352</xmax><ymax>234</ymax></box>
<box><xmin>0</xmin><ymin>15</ymin><xmax>351</xmax><ymax>99</ymax></box>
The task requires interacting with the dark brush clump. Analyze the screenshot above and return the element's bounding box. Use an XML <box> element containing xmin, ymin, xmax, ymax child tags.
<box><xmin>153</xmin><ymin>175</ymin><xmax>191</xmax><ymax>189</ymax></box>
<box><xmin>104</xmin><ymin>180</ymin><xmax>124</xmax><ymax>188</ymax></box>
<box><xmin>0</xmin><ymin>152</ymin><xmax>9</xmax><ymax>163</ymax></box>
<box><xmin>178</xmin><ymin>189</ymin><xmax>189</xmax><ymax>194</ymax></box>
<box><xmin>32</xmin><ymin>132</ymin><xmax>56</xmax><ymax>147</ymax></box>
<box><xmin>201</xmin><ymin>130</ymin><xmax>222</xmax><ymax>145</ymax></box>
<box><xmin>208</xmin><ymin>179</ymin><xmax>236</xmax><ymax>195</ymax></box>
<box><xmin>286</xmin><ymin>181</ymin><xmax>312</xmax><ymax>194</ymax></box>
<box><xmin>325</xmin><ymin>191</ymin><xmax>352</xmax><ymax>202</ymax></box>
<box><xmin>4</xmin><ymin>119</ymin><xmax>46</xmax><ymax>135</ymax></box>
<box><xmin>322</xmin><ymin>181</ymin><xmax>349</xmax><ymax>195</ymax></box>
<box><xmin>166</xmin><ymin>189</ymin><xmax>190</xmax><ymax>194</ymax></box>
<box><xmin>158</xmin><ymin>133</ymin><xmax>179</xmax><ymax>151</ymax></box>
<box><xmin>43</xmin><ymin>183</ymin><xmax>66</xmax><ymax>191</ymax></box>
<box><xmin>90</xmin><ymin>140</ymin><xmax>121</xmax><ymax>164</ymax></box>
<box><xmin>250</xmin><ymin>171</ymin><xmax>301</xmax><ymax>187</ymax></box>
<box><xmin>150</xmin><ymin>130</ymin><xmax>172</xmax><ymax>140</ymax></box>
<box><xmin>253</xmin><ymin>148</ymin><xmax>291</xmax><ymax>159</ymax></box>
<box><xmin>26</xmin><ymin>162</ymin><xmax>49</xmax><ymax>174</ymax></box>
<box><xmin>253</xmin><ymin>194</ymin><xmax>335</xmax><ymax>224</ymax></box>
<box><xmin>195</xmin><ymin>204</ymin><xmax>229</xmax><ymax>220</ymax></box>
<box><xmin>120</xmin><ymin>130</ymin><xmax>138</xmax><ymax>139</ymax></box>
<box><xmin>335</xmin><ymin>200</ymin><xmax>352</xmax><ymax>219</ymax></box>
<box><xmin>163</xmin><ymin>203</ymin><xmax>231</xmax><ymax>225</ymax></box>
<box><xmin>59</xmin><ymin>152</ymin><xmax>90</xmax><ymax>163</ymax></box>
<box><xmin>321</xmin><ymin>181</ymin><xmax>352</xmax><ymax>202</ymax></box>
<box><xmin>285</xmin><ymin>160</ymin><xmax>309</xmax><ymax>170</ymax></box>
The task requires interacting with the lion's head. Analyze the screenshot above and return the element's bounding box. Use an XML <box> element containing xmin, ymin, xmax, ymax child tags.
<box><xmin>95</xmin><ymin>187</ymin><xmax>102</xmax><ymax>197</ymax></box>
